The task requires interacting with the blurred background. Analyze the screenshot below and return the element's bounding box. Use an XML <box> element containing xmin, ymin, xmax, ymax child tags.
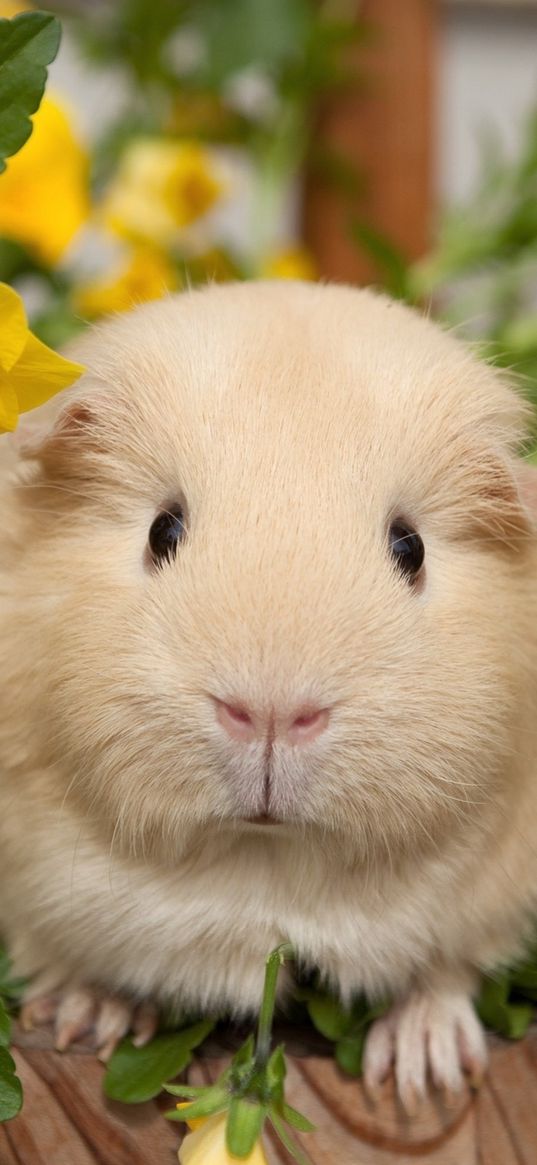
<box><xmin>2</xmin><ymin>0</ymin><xmax>537</xmax><ymax>420</ymax></box>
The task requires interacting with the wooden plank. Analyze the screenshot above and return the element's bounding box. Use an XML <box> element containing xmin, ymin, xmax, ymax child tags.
<box><xmin>5</xmin><ymin>1025</ymin><xmax>537</xmax><ymax>1164</ymax></box>
<box><xmin>447</xmin><ymin>2</ymin><xmax>537</xmax><ymax>8</ymax></box>
<box><xmin>303</xmin><ymin>0</ymin><xmax>435</xmax><ymax>284</ymax></box>
<box><xmin>0</xmin><ymin>1124</ymin><xmax>22</xmax><ymax>1165</ymax></box>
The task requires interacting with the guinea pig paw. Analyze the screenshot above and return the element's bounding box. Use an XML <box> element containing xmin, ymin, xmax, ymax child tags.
<box><xmin>363</xmin><ymin>990</ymin><xmax>488</xmax><ymax>1114</ymax></box>
<box><xmin>95</xmin><ymin>997</ymin><xmax>159</xmax><ymax>1061</ymax></box>
<box><xmin>55</xmin><ymin>989</ymin><xmax>158</xmax><ymax>1061</ymax></box>
<box><xmin>20</xmin><ymin>984</ymin><xmax>158</xmax><ymax>1058</ymax></box>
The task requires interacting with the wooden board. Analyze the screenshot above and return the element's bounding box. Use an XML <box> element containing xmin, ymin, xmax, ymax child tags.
<box><xmin>2</xmin><ymin>1024</ymin><xmax>537</xmax><ymax>1164</ymax></box>
<box><xmin>303</xmin><ymin>0</ymin><xmax>435</xmax><ymax>285</ymax></box>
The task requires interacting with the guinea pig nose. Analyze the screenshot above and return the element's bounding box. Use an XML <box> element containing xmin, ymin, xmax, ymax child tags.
<box><xmin>215</xmin><ymin>699</ymin><xmax>258</xmax><ymax>743</ymax></box>
<box><xmin>284</xmin><ymin>707</ymin><xmax>330</xmax><ymax>746</ymax></box>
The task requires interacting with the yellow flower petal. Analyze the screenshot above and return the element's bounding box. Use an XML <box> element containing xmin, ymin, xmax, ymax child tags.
<box><xmin>176</xmin><ymin>1103</ymin><xmax>205</xmax><ymax>1132</ymax></box>
<box><xmin>0</xmin><ymin>376</ymin><xmax>19</xmax><ymax>431</ymax></box>
<box><xmin>0</xmin><ymin>1</ymin><xmax>33</xmax><ymax>15</ymax></box>
<box><xmin>178</xmin><ymin>1112</ymin><xmax>268</xmax><ymax>1165</ymax></box>
<box><xmin>9</xmin><ymin>332</ymin><xmax>84</xmax><ymax>414</ymax></box>
<box><xmin>163</xmin><ymin>144</ymin><xmax>222</xmax><ymax>227</ymax></box>
<box><xmin>0</xmin><ymin>282</ymin><xmax>30</xmax><ymax>372</ymax></box>
<box><xmin>72</xmin><ymin>247</ymin><xmax>178</xmax><ymax>319</ymax></box>
<box><xmin>0</xmin><ymin>283</ymin><xmax>84</xmax><ymax>431</ymax></box>
<box><xmin>101</xmin><ymin>139</ymin><xmax>223</xmax><ymax>247</ymax></box>
<box><xmin>0</xmin><ymin>96</ymin><xmax>89</xmax><ymax>265</ymax></box>
<box><xmin>260</xmin><ymin>246</ymin><xmax>318</xmax><ymax>282</ymax></box>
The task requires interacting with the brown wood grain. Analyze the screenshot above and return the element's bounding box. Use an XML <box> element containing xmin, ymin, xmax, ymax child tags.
<box><xmin>3</xmin><ymin>1027</ymin><xmax>537</xmax><ymax>1165</ymax></box>
<box><xmin>303</xmin><ymin>0</ymin><xmax>436</xmax><ymax>285</ymax></box>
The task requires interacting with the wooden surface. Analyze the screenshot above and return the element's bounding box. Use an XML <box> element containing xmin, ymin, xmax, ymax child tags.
<box><xmin>304</xmin><ymin>0</ymin><xmax>435</xmax><ymax>285</ymax></box>
<box><xmin>2</xmin><ymin>1025</ymin><xmax>537</xmax><ymax>1164</ymax></box>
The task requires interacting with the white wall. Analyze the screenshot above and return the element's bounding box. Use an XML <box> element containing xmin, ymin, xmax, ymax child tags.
<box><xmin>439</xmin><ymin>1</ymin><xmax>537</xmax><ymax>204</ymax></box>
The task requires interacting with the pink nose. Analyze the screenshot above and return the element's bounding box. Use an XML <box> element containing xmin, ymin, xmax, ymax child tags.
<box><xmin>215</xmin><ymin>700</ymin><xmax>329</xmax><ymax>746</ymax></box>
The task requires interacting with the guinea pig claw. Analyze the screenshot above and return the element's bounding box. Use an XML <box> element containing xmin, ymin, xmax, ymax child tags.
<box><xmin>20</xmin><ymin>981</ymin><xmax>159</xmax><ymax>1059</ymax></box>
<box><xmin>398</xmin><ymin>1083</ymin><xmax>422</xmax><ymax>1118</ymax></box>
<box><xmin>131</xmin><ymin>1002</ymin><xmax>159</xmax><ymax>1048</ymax></box>
<box><xmin>362</xmin><ymin>1013</ymin><xmax>395</xmax><ymax>1101</ymax></box>
<box><xmin>19</xmin><ymin>994</ymin><xmax>57</xmax><ymax>1031</ymax></box>
<box><xmin>54</xmin><ymin>988</ymin><xmax>95</xmax><ymax>1051</ymax></box>
<box><xmin>95</xmin><ymin>997</ymin><xmax>132</xmax><ymax>1062</ymax></box>
<box><xmin>459</xmin><ymin>1030</ymin><xmax>488</xmax><ymax>1090</ymax></box>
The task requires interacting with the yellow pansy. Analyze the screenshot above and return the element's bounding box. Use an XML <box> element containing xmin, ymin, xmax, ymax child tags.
<box><xmin>0</xmin><ymin>283</ymin><xmax>84</xmax><ymax>431</ymax></box>
<box><xmin>101</xmin><ymin>138</ymin><xmax>223</xmax><ymax>247</ymax></box>
<box><xmin>0</xmin><ymin>1</ymin><xmax>33</xmax><ymax>14</ymax></box>
<box><xmin>178</xmin><ymin>1110</ymin><xmax>268</xmax><ymax>1165</ymax></box>
<box><xmin>72</xmin><ymin>247</ymin><xmax>178</xmax><ymax>320</ymax></box>
<box><xmin>260</xmin><ymin>246</ymin><xmax>318</xmax><ymax>282</ymax></box>
<box><xmin>0</xmin><ymin>96</ymin><xmax>89</xmax><ymax>265</ymax></box>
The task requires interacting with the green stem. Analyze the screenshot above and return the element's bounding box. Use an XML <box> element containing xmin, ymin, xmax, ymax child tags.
<box><xmin>254</xmin><ymin>943</ymin><xmax>294</xmax><ymax>1067</ymax></box>
<box><xmin>250</xmin><ymin>98</ymin><xmax>309</xmax><ymax>263</ymax></box>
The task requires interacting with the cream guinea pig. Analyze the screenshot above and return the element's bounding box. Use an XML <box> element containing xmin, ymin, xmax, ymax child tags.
<box><xmin>1</xmin><ymin>279</ymin><xmax>537</xmax><ymax>1108</ymax></box>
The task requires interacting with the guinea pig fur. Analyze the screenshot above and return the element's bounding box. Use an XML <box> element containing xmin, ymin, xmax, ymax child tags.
<box><xmin>1</xmin><ymin>280</ymin><xmax>537</xmax><ymax>1104</ymax></box>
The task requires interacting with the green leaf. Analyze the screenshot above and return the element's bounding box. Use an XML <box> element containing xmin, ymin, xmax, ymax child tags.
<box><xmin>165</xmin><ymin>1084</ymin><xmax>229</xmax><ymax>1122</ymax></box>
<box><xmin>349</xmin><ymin>220</ymin><xmax>411</xmax><ymax>300</ymax></box>
<box><xmin>510</xmin><ymin>960</ymin><xmax>537</xmax><ymax>991</ymax></box>
<box><xmin>0</xmin><ymin>1046</ymin><xmax>22</xmax><ymax>1122</ymax></box>
<box><xmin>270</xmin><ymin>1110</ymin><xmax>312</xmax><ymax>1165</ymax></box>
<box><xmin>0</xmin><ymin>949</ymin><xmax>10</xmax><ymax>989</ymax></box>
<box><xmin>0</xmin><ymin>1000</ymin><xmax>10</xmax><ymax>1048</ymax></box>
<box><xmin>476</xmin><ymin>976</ymin><xmax>510</xmax><ymax>1029</ymax></box>
<box><xmin>265</xmin><ymin>1043</ymin><xmax>286</xmax><ymax>1096</ymax></box>
<box><xmin>229</xmin><ymin>1035</ymin><xmax>256</xmax><ymax>1095</ymax></box>
<box><xmin>306</xmin><ymin>993</ymin><xmax>350</xmax><ymax>1041</ymax></box>
<box><xmin>281</xmin><ymin>1102</ymin><xmax>315</xmax><ymax>1133</ymax></box>
<box><xmin>162</xmin><ymin>1082</ymin><xmax>208</xmax><ymax>1098</ymax></box>
<box><xmin>0</xmin><ymin>12</ymin><xmax>61</xmax><ymax>172</ymax></box>
<box><xmin>499</xmin><ymin>1002</ymin><xmax>534</xmax><ymax>1040</ymax></box>
<box><xmin>0</xmin><ymin>946</ymin><xmax>25</xmax><ymax>1007</ymax></box>
<box><xmin>191</xmin><ymin>0</ymin><xmax>312</xmax><ymax>85</ymax></box>
<box><xmin>335</xmin><ymin>1031</ymin><xmax>366</xmax><ymax>1077</ymax></box>
<box><xmin>103</xmin><ymin>1019</ymin><xmax>214</xmax><ymax>1103</ymax></box>
<box><xmin>476</xmin><ymin>977</ymin><xmax>533</xmax><ymax>1039</ymax></box>
<box><xmin>226</xmin><ymin>1097</ymin><xmax>266</xmax><ymax>1157</ymax></box>
<box><xmin>230</xmin><ymin>1034</ymin><xmax>255</xmax><ymax>1074</ymax></box>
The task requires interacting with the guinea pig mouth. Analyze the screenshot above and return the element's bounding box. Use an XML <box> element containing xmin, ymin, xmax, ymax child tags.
<box><xmin>243</xmin><ymin>813</ymin><xmax>281</xmax><ymax>826</ymax></box>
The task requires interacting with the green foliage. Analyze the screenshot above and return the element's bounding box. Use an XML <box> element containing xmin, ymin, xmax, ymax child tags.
<box><xmin>76</xmin><ymin>0</ymin><xmax>361</xmax><ymax>102</ymax></box>
<box><xmin>306</xmin><ymin>992</ymin><xmax>353</xmax><ymax>1041</ymax></box>
<box><xmin>0</xmin><ymin>1047</ymin><xmax>22</xmax><ymax>1123</ymax></box>
<box><xmin>305</xmin><ymin>989</ymin><xmax>388</xmax><ymax>1078</ymax></box>
<box><xmin>0</xmin><ymin>11</ymin><xmax>61</xmax><ymax>173</ymax></box>
<box><xmin>477</xmin><ymin>977</ymin><xmax>533</xmax><ymax>1040</ymax></box>
<box><xmin>476</xmin><ymin>946</ymin><xmax>537</xmax><ymax>1040</ymax></box>
<box><xmin>409</xmin><ymin>113</ymin><xmax>537</xmax><ymax>421</ymax></box>
<box><xmin>191</xmin><ymin>0</ymin><xmax>312</xmax><ymax>87</ymax></box>
<box><xmin>350</xmin><ymin>220</ymin><xmax>413</xmax><ymax>302</ymax></box>
<box><xmin>0</xmin><ymin>946</ymin><xmax>24</xmax><ymax>1123</ymax></box>
<box><xmin>0</xmin><ymin>1000</ymin><xmax>10</xmax><ymax>1048</ymax></box>
<box><xmin>103</xmin><ymin>1019</ymin><xmax>214</xmax><ymax>1103</ymax></box>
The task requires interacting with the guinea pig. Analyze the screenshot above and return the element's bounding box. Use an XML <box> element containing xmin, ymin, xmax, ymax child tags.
<box><xmin>1</xmin><ymin>279</ymin><xmax>537</xmax><ymax>1108</ymax></box>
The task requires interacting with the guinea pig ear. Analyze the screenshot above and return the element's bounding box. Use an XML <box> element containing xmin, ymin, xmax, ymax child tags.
<box><xmin>471</xmin><ymin>454</ymin><xmax>536</xmax><ymax>544</ymax></box>
<box><xmin>13</xmin><ymin>396</ymin><xmax>105</xmax><ymax>478</ymax></box>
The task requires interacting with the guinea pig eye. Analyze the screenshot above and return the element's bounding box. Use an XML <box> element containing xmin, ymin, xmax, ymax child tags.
<box><xmin>149</xmin><ymin>506</ymin><xmax>186</xmax><ymax>564</ymax></box>
<box><xmin>388</xmin><ymin>521</ymin><xmax>424</xmax><ymax>581</ymax></box>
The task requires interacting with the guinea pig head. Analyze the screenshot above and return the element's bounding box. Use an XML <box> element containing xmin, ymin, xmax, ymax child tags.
<box><xmin>8</xmin><ymin>282</ymin><xmax>536</xmax><ymax>864</ymax></box>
